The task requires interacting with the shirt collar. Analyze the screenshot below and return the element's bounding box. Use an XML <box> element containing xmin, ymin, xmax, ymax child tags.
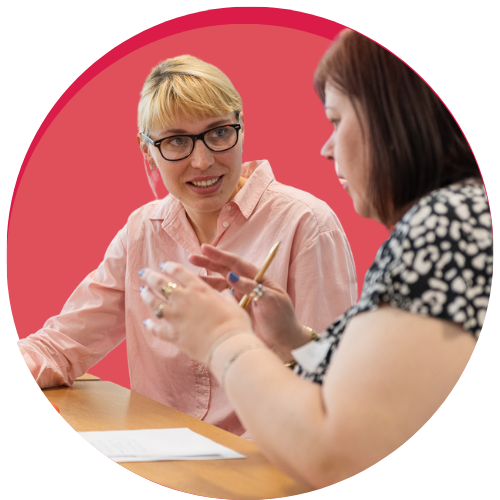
<box><xmin>148</xmin><ymin>159</ymin><xmax>275</xmax><ymax>223</ymax></box>
<box><xmin>148</xmin><ymin>196</ymin><xmax>184</xmax><ymax>225</ymax></box>
<box><xmin>233</xmin><ymin>160</ymin><xmax>274</xmax><ymax>219</ymax></box>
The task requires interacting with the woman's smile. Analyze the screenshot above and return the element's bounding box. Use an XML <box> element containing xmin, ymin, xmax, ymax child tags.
<box><xmin>187</xmin><ymin>175</ymin><xmax>224</xmax><ymax>194</ymax></box>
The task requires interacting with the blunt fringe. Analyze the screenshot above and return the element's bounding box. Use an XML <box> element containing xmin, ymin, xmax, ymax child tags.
<box><xmin>314</xmin><ymin>30</ymin><xmax>481</xmax><ymax>226</ymax></box>
<box><xmin>138</xmin><ymin>55</ymin><xmax>242</xmax><ymax>136</ymax></box>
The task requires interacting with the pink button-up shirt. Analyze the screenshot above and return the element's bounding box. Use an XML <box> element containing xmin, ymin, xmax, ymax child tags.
<box><xmin>18</xmin><ymin>160</ymin><xmax>357</xmax><ymax>436</ymax></box>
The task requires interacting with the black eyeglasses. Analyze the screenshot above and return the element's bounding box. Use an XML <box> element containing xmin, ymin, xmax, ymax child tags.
<box><xmin>141</xmin><ymin>120</ymin><xmax>242</xmax><ymax>162</ymax></box>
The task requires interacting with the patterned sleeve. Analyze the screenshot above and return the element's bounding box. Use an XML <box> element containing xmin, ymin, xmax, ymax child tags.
<box><xmin>381</xmin><ymin>182</ymin><xmax>492</xmax><ymax>338</ymax></box>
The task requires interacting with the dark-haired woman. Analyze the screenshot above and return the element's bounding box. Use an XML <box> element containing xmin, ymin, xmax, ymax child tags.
<box><xmin>138</xmin><ymin>30</ymin><xmax>492</xmax><ymax>487</ymax></box>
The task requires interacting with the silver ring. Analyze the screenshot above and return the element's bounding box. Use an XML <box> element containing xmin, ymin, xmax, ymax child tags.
<box><xmin>155</xmin><ymin>303</ymin><xmax>166</xmax><ymax>319</ymax></box>
<box><xmin>249</xmin><ymin>284</ymin><xmax>266</xmax><ymax>302</ymax></box>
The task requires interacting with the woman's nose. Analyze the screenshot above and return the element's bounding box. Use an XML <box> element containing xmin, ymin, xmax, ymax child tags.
<box><xmin>190</xmin><ymin>140</ymin><xmax>214</xmax><ymax>169</ymax></box>
<box><xmin>320</xmin><ymin>133</ymin><xmax>335</xmax><ymax>161</ymax></box>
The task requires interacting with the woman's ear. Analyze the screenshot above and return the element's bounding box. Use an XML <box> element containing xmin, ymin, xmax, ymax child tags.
<box><xmin>136</xmin><ymin>133</ymin><xmax>149</xmax><ymax>156</ymax></box>
<box><xmin>239</xmin><ymin>112</ymin><xmax>245</xmax><ymax>145</ymax></box>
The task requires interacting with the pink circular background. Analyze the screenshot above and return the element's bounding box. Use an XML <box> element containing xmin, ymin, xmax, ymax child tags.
<box><xmin>8</xmin><ymin>8</ymin><xmax>389</xmax><ymax>388</ymax></box>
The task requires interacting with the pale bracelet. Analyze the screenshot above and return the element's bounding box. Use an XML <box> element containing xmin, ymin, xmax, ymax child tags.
<box><xmin>220</xmin><ymin>344</ymin><xmax>267</xmax><ymax>391</ymax></box>
<box><xmin>205</xmin><ymin>329</ymin><xmax>253</xmax><ymax>371</ymax></box>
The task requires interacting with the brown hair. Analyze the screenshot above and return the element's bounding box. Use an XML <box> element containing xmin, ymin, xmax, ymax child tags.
<box><xmin>314</xmin><ymin>29</ymin><xmax>480</xmax><ymax>225</ymax></box>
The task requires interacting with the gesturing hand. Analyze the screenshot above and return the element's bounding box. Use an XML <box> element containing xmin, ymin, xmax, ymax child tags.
<box><xmin>189</xmin><ymin>245</ymin><xmax>311</xmax><ymax>361</ymax></box>
<box><xmin>139</xmin><ymin>262</ymin><xmax>253</xmax><ymax>364</ymax></box>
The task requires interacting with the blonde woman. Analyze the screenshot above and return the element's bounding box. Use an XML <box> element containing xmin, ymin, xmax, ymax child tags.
<box><xmin>18</xmin><ymin>55</ymin><xmax>357</xmax><ymax>437</ymax></box>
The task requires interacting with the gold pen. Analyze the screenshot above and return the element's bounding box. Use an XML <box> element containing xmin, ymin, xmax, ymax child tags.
<box><xmin>239</xmin><ymin>241</ymin><xmax>281</xmax><ymax>309</ymax></box>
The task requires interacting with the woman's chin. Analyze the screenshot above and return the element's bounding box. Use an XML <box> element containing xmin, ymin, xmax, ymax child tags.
<box><xmin>352</xmin><ymin>198</ymin><xmax>375</xmax><ymax>221</ymax></box>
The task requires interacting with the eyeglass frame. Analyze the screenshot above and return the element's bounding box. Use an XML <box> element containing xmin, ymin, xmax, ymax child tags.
<box><xmin>140</xmin><ymin>113</ymin><xmax>242</xmax><ymax>162</ymax></box>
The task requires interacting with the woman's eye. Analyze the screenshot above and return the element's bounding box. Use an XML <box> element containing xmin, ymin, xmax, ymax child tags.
<box><xmin>210</xmin><ymin>127</ymin><xmax>228</xmax><ymax>138</ymax></box>
<box><xmin>169</xmin><ymin>137</ymin><xmax>187</xmax><ymax>147</ymax></box>
<box><xmin>331</xmin><ymin>119</ymin><xmax>340</xmax><ymax>129</ymax></box>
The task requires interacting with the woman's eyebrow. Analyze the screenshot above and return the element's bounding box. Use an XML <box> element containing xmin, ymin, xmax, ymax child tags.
<box><xmin>162</xmin><ymin>118</ymin><xmax>234</xmax><ymax>136</ymax></box>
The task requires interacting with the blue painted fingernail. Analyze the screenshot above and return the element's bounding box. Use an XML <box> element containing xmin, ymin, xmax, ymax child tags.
<box><xmin>139</xmin><ymin>268</ymin><xmax>145</xmax><ymax>276</ymax></box>
<box><xmin>229</xmin><ymin>272</ymin><xmax>239</xmax><ymax>283</ymax></box>
<box><xmin>230</xmin><ymin>289</ymin><xmax>235</xmax><ymax>296</ymax></box>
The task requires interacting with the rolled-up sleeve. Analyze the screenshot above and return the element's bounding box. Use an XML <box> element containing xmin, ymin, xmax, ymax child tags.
<box><xmin>17</xmin><ymin>226</ymin><xmax>128</xmax><ymax>388</ymax></box>
<box><xmin>288</xmin><ymin>229</ymin><xmax>357</xmax><ymax>333</ymax></box>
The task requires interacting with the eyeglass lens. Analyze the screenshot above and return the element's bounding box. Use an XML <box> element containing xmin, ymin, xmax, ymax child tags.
<box><xmin>161</xmin><ymin>126</ymin><xmax>238</xmax><ymax>160</ymax></box>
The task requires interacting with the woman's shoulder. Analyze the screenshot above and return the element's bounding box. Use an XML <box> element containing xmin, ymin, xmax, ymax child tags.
<box><xmin>395</xmin><ymin>179</ymin><xmax>492</xmax><ymax>265</ymax></box>
<box><xmin>403</xmin><ymin>179</ymin><xmax>490</xmax><ymax>233</ymax></box>
<box><xmin>243</xmin><ymin>160</ymin><xmax>343</xmax><ymax>232</ymax></box>
<box><xmin>265</xmin><ymin>180</ymin><xmax>345</xmax><ymax>233</ymax></box>
<box><xmin>386</xmin><ymin>178</ymin><xmax>492</xmax><ymax>337</ymax></box>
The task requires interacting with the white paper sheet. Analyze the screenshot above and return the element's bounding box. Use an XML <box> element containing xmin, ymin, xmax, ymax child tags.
<box><xmin>78</xmin><ymin>428</ymin><xmax>246</xmax><ymax>463</ymax></box>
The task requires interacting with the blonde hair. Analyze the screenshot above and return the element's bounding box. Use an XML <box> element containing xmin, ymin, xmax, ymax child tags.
<box><xmin>138</xmin><ymin>55</ymin><xmax>242</xmax><ymax>136</ymax></box>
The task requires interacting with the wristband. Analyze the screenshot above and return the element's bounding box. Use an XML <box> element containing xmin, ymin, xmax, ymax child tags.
<box><xmin>205</xmin><ymin>329</ymin><xmax>252</xmax><ymax>371</ymax></box>
<box><xmin>220</xmin><ymin>344</ymin><xmax>267</xmax><ymax>391</ymax></box>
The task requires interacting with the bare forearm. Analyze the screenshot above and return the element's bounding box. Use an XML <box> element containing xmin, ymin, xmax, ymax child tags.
<box><xmin>210</xmin><ymin>334</ymin><xmax>333</xmax><ymax>486</ymax></box>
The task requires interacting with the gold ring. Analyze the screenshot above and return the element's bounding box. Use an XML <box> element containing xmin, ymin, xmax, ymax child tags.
<box><xmin>155</xmin><ymin>303</ymin><xmax>166</xmax><ymax>319</ymax></box>
<box><xmin>161</xmin><ymin>281</ymin><xmax>177</xmax><ymax>299</ymax></box>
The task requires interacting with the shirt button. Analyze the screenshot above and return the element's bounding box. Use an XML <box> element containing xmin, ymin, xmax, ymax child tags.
<box><xmin>226</xmin><ymin>205</ymin><xmax>232</xmax><ymax>211</ymax></box>
<box><xmin>197</xmin><ymin>413</ymin><xmax>202</xmax><ymax>419</ymax></box>
<box><xmin>197</xmin><ymin>364</ymin><xmax>204</xmax><ymax>372</ymax></box>
<box><xmin>222</xmin><ymin>221</ymin><xmax>229</xmax><ymax>228</ymax></box>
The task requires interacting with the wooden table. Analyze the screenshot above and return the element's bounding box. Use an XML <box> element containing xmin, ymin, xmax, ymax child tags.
<box><xmin>43</xmin><ymin>379</ymin><xmax>311</xmax><ymax>499</ymax></box>
<box><xmin>74</xmin><ymin>372</ymin><xmax>101</xmax><ymax>381</ymax></box>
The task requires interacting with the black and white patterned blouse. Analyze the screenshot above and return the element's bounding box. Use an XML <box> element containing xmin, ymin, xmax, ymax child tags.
<box><xmin>295</xmin><ymin>179</ymin><xmax>492</xmax><ymax>384</ymax></box>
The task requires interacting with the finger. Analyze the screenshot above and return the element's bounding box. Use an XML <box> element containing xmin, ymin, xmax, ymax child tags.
<box><xmin>227</xmin><ymin>274</ymin><xmax>260</xmax><ymax>297</ymax></box>
<box><xmin>200</xmin><ymin>275</ymin><xmax>230</xmax><ymax>292</ymax></box>
<box><xmin>140</xmin><ymin>286</ymin><xmax>169</xmax><ymax>317</ymax></box>
<box><xmin>142</xmin><ymin>261</ymin><xmax>202</xmax><ymax>290</ymax></box>
<box><xmin>189</xmin><ymin>253</ymin><xmax>229</xmax><ymax>277</ymax></box>
<box><xmin>143</xmin><ymin>318</ymin><xmax>174</xmax><ymax>340</ymax></box>
<box><xmin>161</xmin><ymin>261</ymin><xmax>209</xmax><ymax>289</ymax></box>
<box><xmin>220</xmin><ymin>288</ymin><xmax>239</xmax><ymax>304</ymax></box>
<box><xmin>200</xmin><ymin>245</ymin><xmax>259</xmax><ymax>278</ymax></box>
<box><xmin>139</xmin><ymin>268</ymin><xmax>180</xmax><ymax>302</ymax></box>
